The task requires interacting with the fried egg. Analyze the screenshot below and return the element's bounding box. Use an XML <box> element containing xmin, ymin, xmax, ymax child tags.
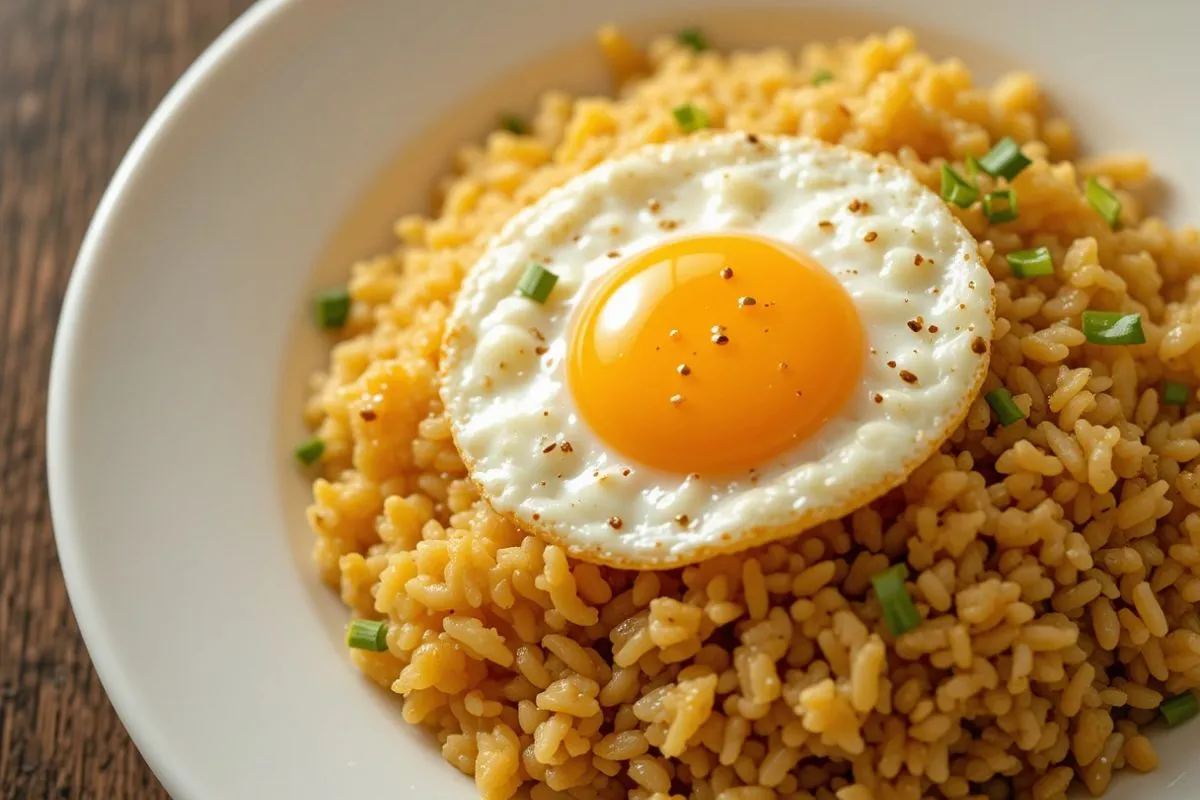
<box><xmin>440</xmin><ymin>133</ymin><xmax>994</xmax><ymax>568</ymax></box>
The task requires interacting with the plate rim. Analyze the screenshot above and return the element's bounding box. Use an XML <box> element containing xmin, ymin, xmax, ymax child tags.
<box><xmin>46</xmin><ymin>0</ymin><xmax>293</xmax><ymax>795</ymax></box>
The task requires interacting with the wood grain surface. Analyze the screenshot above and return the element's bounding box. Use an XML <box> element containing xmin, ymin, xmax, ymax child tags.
<box><xmin>0</xmin><ymin>2</ymin><xmax>255</xmax><ymax>797</ymax></box>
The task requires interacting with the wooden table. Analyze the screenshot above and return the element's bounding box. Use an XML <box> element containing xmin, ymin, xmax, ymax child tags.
<box><xmin>0</xmin><ymin>2</ymin><xmax>255</xmax><ymax>796</ymax></box>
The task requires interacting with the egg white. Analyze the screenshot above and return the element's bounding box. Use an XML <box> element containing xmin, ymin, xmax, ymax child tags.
<box><xmin>440</xmin><ymin>133</ymin><xmax>994</xmax><ymax>568</ymax></box>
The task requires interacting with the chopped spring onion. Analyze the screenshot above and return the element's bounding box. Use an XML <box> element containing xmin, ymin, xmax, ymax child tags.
<box><xmin>977</xmin><ymin>137</ymin><xmax>1031</xmax><ymax>181</ymax></box>
<box><xmin>673</xmin><ymin>103</ymin><xmax>710</xmax><ymax>133</ymax></box>
<box><xmin>1086</xmin><ymin>176</ymin><xmax>1122</xmax><ymax>229</ymax></box>
<box><xmin>812</xmin><ymin>68</ymin><xmax>834</xmax><ymax>86</ymax></box>
<box><xmin>1164</xmin><ymin>380</ymin><xmax>1191</xmax><ymax>407</ymax></box>
<box><xmin>1082</xmin><ymin>310</ymin><xmax>1146</xmax><ymax>346</ymax></box>
<box><xmin>346</xmin><ymin>619</ymin><xmax>389</xmax><ymax>652</ymax></box>
<box><xmin>940</xmin><ymin>164</ymin><xmax>978</xmax><ymax>209</ymax></box>
<box><xmin>1160</xmin><ymin>692</ymin><xmax>1198</xmax><ymax>727</ymax></box>
<box><xmin>315</xmin><ymin>287</ymin><xmax>351</xmax><ymax>329</ymax></box>
<box><xmin>677</xmin><ymin>28</ymin><xmax>709</xmax><ymax>52</ymax></box>
<box><xmin>516</xmin><ymin>264</ymin><xmax>559</xmax><ymax>303</ymax></box>
<box><xmin>295</xmin><ymin>437</ymin><xmax>325</xmax><ymax>466</ymax></box>
<box><xmin>966</xmin><ymin>155</ymin><xmax>984</xmax><ymax>181</ymax></box>
<box><xmin>499</xmin><ymin>114</ymin><xmax>528</xmax><ymax>135</ymax></box>
<box><xmin>985</xmin><ymin>388</ymin><xmax>1025</xmax><ymax>426</ymax></box>
<box><xmin>871</xmin><ymin>564</ymin><xmax>921</xmax><ymax>637</ymax></box>
<box><xmin>1007</xmin><ymin>246</ymin><xmax>1054</xmax><ymax>278</ymax></box>
<box><xmin>983</xmin><ymin>189</ymin><xmax>1019</xmax><ymax>223</ymax></box>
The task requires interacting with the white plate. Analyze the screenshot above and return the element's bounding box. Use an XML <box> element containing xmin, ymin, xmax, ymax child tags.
<box><xmin>47</xmin><ymin>1</ymin><xmax>1200</xmax><ymax>797</ymax></box>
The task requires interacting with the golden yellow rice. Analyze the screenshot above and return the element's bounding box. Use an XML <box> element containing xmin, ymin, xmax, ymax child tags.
<box><xmin>304</xmin><ymin>26</ymin><xmax>1200</xmax><ymax>800</ymax></box>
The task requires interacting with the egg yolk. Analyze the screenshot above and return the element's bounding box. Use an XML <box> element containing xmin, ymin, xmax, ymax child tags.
<box><xmin>569</xmin><ymin>234</ymin><xmax>865</xmax><ymax>475</ymax></box>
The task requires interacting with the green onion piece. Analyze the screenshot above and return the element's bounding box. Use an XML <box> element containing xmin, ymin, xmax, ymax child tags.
<box><xmin>1007</xmin><ymin>246</ymin><xmax>1053</xmax><ymax>278</ymax></box>
<box><xmin>940</xmin><ymin>164</ymin><xmax>978</xmax><ymax>209</ymax></box>
<box><xmin>978</xmin><ymin>137</ymin><xmax>1031</xmax><ymax>180</ymax></box>
<box><xmin>315</xmin><ymin>287</ymin><xmax>351</xmax><ymax>329</ymax></box>
<box><xmin>677</xmin><ymin>28</ymin><xmax>708</xmax><ymax>52</ymax></box>
<box><xmin>499</xmin><ymin>114</ymin><xmax>528</xmax><ymax>135</ymax></box>
<box><xmin>1164</xmin><ymin>380</ymin><xmax>1191</xmax><ymax>407</ymax></box>
<box><xmin>1160</xmin><ymin>692</ymin><xmax>1199</xmax><ymax>727</ymax></box>
<box><xmin>812</xmin><ymin>68</ymin><xmax>834</xmax><ymax>86</ymax></box>
<box><xmin>871</xmin><ymin>564</ymin><xmax>921</xmax><ymax>637</ymax></box>
<box><xmin>966</xmin><ymin>155</ymin><xmax>984</xmax><ymax>181</ymax></box>
<box><xmin>673</xmin><ymin>103</ymin><xmax>710</xmax><ymax>133</ymax></box>
<box><xmin>295</xmin><ymin>437</ymin><xmax>325</xmax><ymax>466</ymax></box>
<box><xmin>1086</xmin><ymin>176</ymin><xmax>1122</xmax><ymax>229</ymax></box>
<box><xmin>1082</xmin><ymin>310</ymin><xmax>1146</xmax><ymax>345</ymax></box>
<box><xmin>516</xmin><ymin>264</ymin><xmax>559</xmax><ymax>303</ymax></box>
<box><xmin>985</xmin><ymin>388</ymin><xmax>1025</xmax><ymax>426</ymax></box>
<box><xmin>346</xmin><ymin>619</ymin><xmax>389</xmax><ymax>652</ymax></box>
<box><xmin>983</xmin><ymin>189</ymin><xmax>1019</xmax><ymax>223</ymax></box>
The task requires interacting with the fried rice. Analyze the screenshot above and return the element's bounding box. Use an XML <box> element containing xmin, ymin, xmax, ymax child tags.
<box><xmin>302</xmin><ymin>26</ymin><xmax>1200</xmax><ymax>800</ymax></box>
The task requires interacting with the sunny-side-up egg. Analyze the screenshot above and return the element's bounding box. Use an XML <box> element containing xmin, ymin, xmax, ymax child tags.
<box><xmin>440</xmin><ymin>133</ymin><xmax>994</xmax><ymax>568</ymax></box>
